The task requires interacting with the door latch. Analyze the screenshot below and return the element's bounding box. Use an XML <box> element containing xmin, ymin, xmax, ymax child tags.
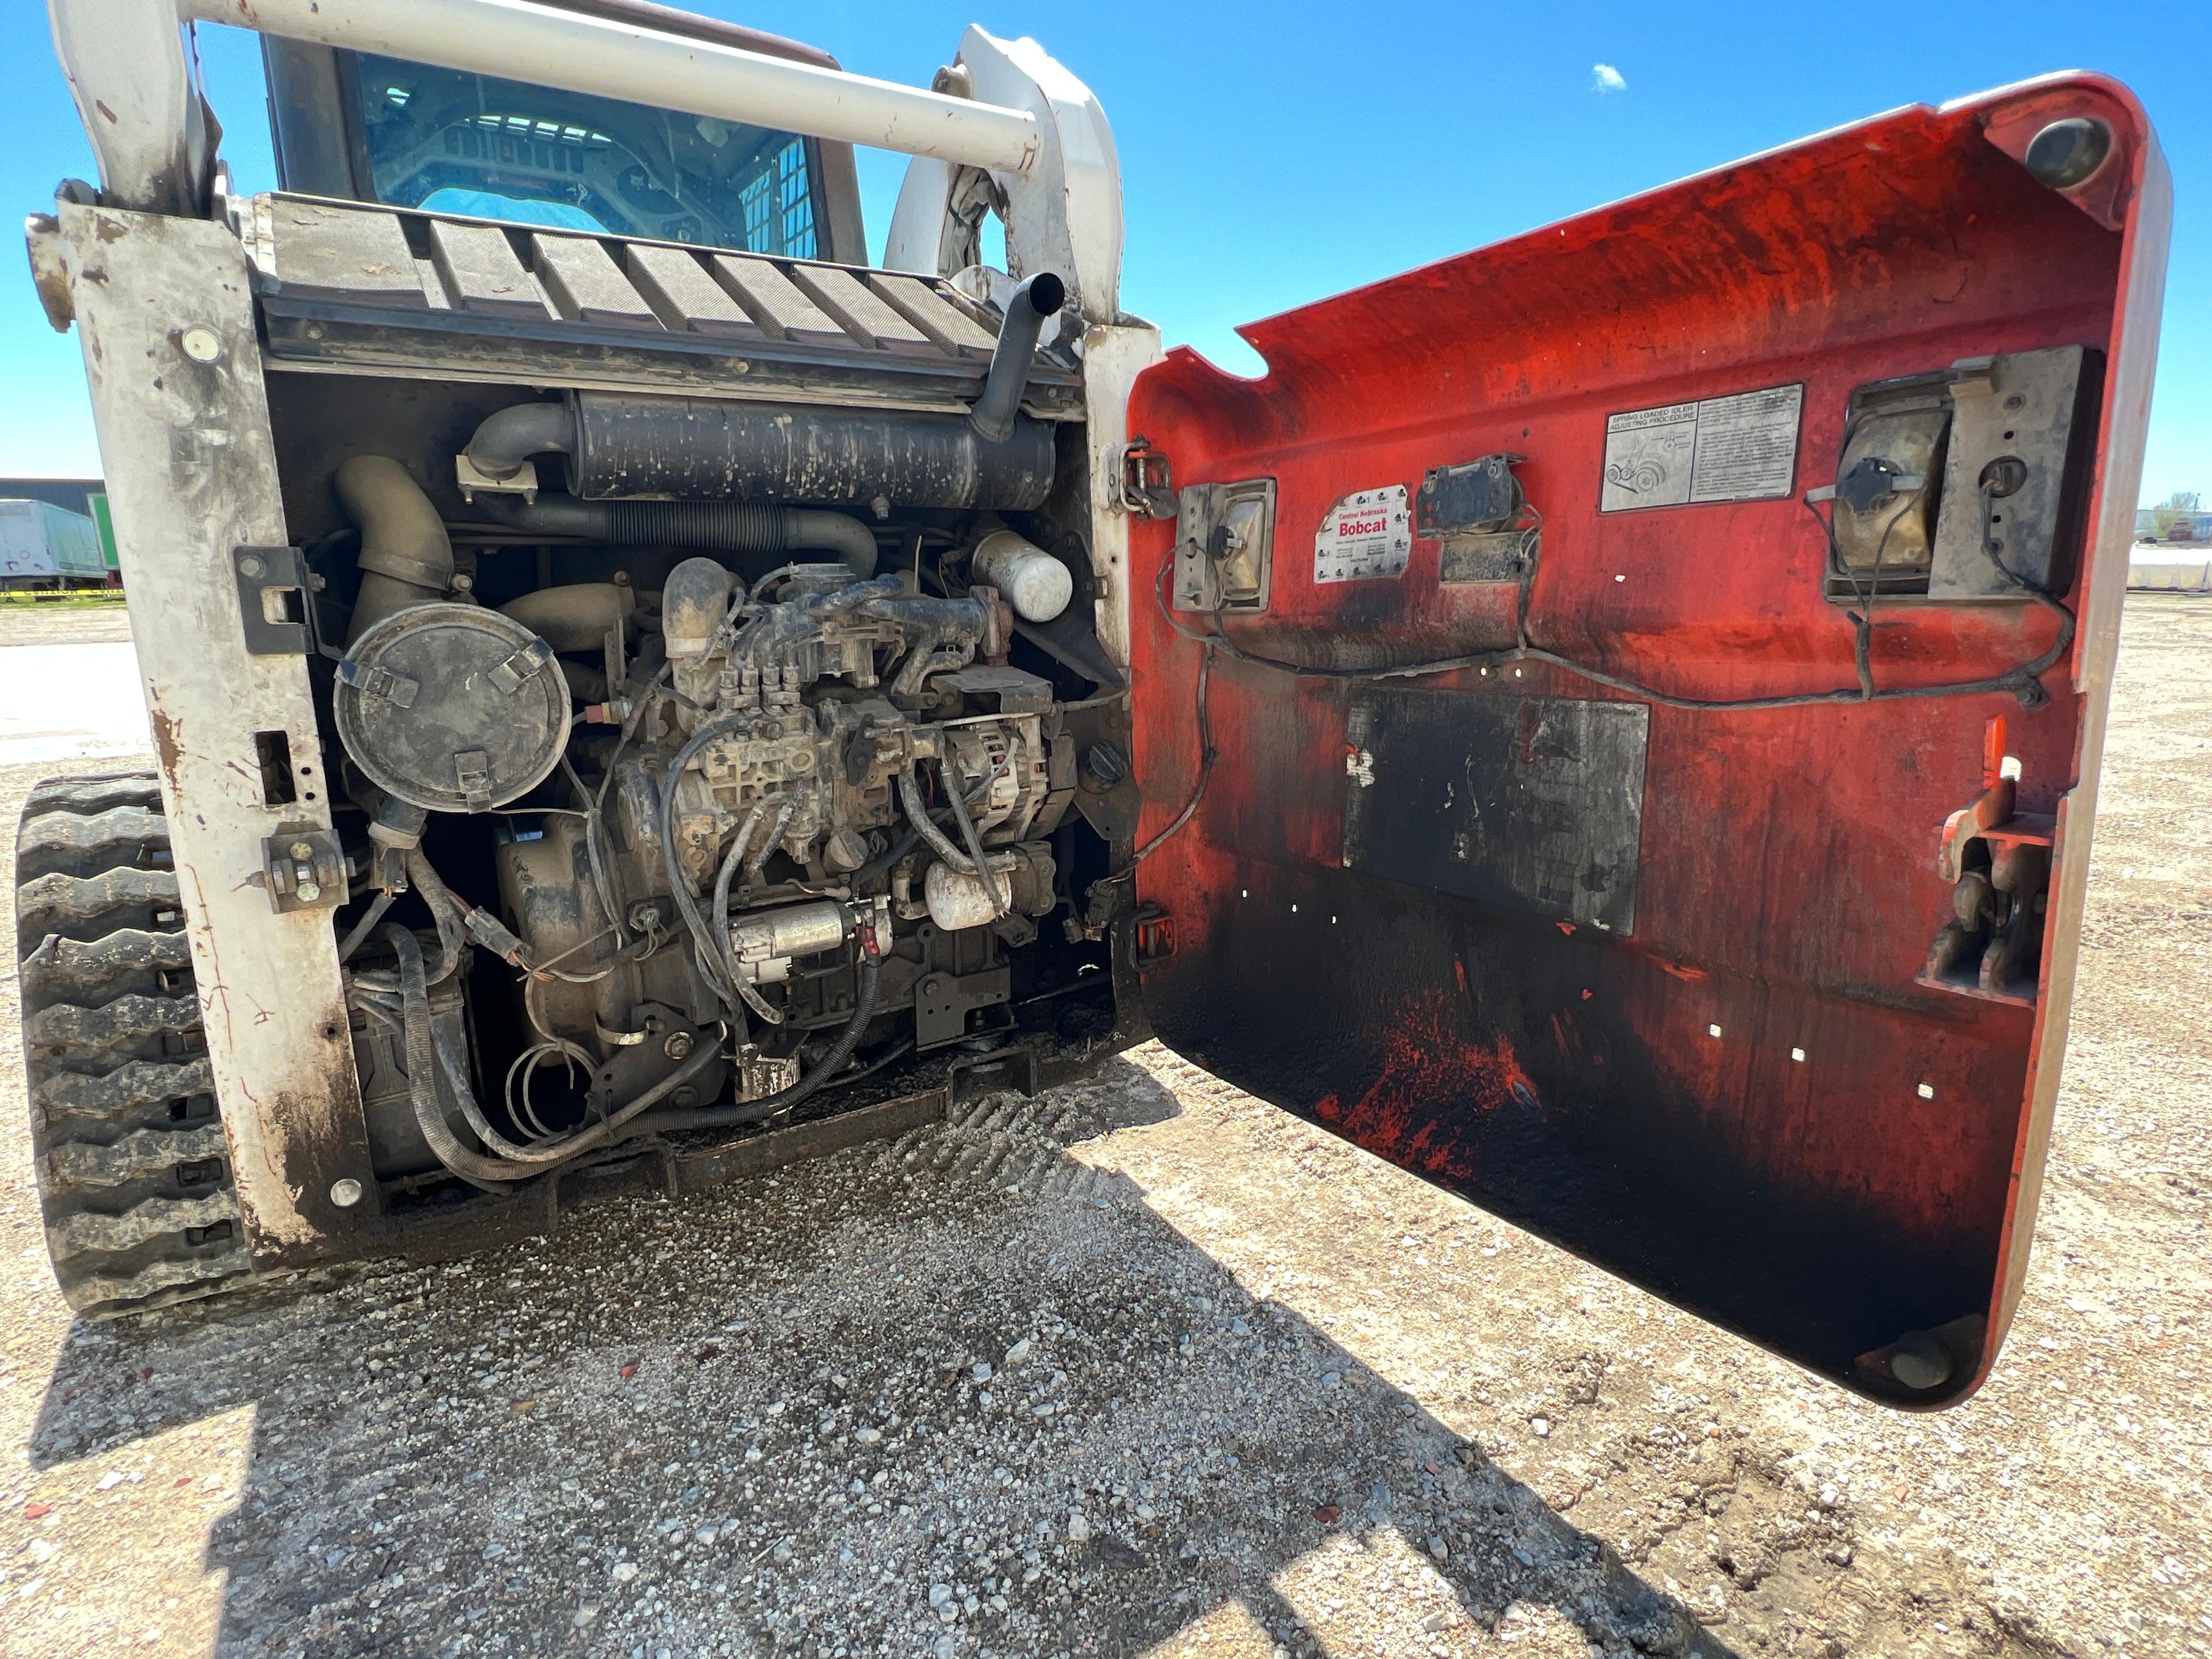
<box><xmin>233</xmin><ymin>545</ymin><xmax>316</xmax><ymax>656</ymax></box>
<box><xmin>1119</xmin><ymin>438</ymin><xmax>1176</xmax><ymax>520</ymax></box>
<box><xmin>1918</xmin><ymin>715</ymin><xmax>2052</xmax><ymax>1005</ymax></box>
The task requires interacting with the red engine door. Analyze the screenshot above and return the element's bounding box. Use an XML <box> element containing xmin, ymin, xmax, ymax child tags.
<box><xmin>1123</xmin><ymin>76</ymin><xmax>2168</xmax><ymax>1406</ymax></box>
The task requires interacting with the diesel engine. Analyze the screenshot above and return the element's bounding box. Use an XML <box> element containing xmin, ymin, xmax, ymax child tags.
<box><xmin>302</xmin><ymin>301</ymin><xmax>1137</xmax><ymax>1201</ymax></box>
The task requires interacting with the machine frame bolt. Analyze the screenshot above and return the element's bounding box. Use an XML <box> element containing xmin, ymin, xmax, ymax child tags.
<box><xmin>329</xmin><ymin>1177</ymin><xmax>364</xmax><ymax>1208</ymax></box>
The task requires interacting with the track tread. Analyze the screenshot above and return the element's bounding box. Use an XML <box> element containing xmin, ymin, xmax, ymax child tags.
<box><xmin>23</xmin><ymin>991</ymin><xmax>202</xmax><ymax>1055</ymax></box>
<box><xmin>18</xmin><ymin>804</ymin><xmax>168</xmax><ymax>855</ymax></box>
<box><xmin>22</xmin><ymin>775</ymin><xmax>163</xmax><ymax>817</ymax></box>
<box><xmin>48</xmin><ymin>1190</ymin><xmax>241</xmax><ymax>1259</ymax></box>
<box><xmin>43</xmin><ymin>1123</ymin><xmax>229</xmax><ymax>1192</ymax></box>
<box><xmin>14</xmin><ymin>772</ymin><xmax>248</xmax><ymax>1317</ymax></box>
<box><xmin>18</xmin><ymin>928</ymin><xmax>192</xmax><ymax>999</ymax></box>
<box><xmin>32</xmin><ymin>1057</ymin><xmax>214</xmax><ymax>1124</ymax></box>
<box><xmin>63</xmin><ymin>1251</ymin><xmax>254</xmax><ymax>1311</ymax></box>
<box><xmin>16</xmin><ymin>866</ymin><xmax>180</xmax><ymax>937</ymax></box>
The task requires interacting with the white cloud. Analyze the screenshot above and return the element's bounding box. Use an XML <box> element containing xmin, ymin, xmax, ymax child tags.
<box><xmin>1590</xmin><ymin>62</ymin><xmax>1627</xmax><ymax>94</ymax></box>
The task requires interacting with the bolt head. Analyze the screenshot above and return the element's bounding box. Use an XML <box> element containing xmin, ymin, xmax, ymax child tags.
<box><xmin>237</xmin><ymin>554</ymin><xmax>264</xmax><ymax>578</ymax></box>
<box><xmin>329</xmin><ymin>1177</ymin><xmax>364</xmax><ymax>1208</ymax></box>
<box><xmin>663</xmin><ymin>1031</ymin><xmax>695</xmax><ymax>1061</ymax></box>
<box><xmin>289</xmin><ymin>839</ymin><xmax>315</xmax><ymax>859</ymax></box>
<box><xmin>179</xmin><ymin>325</ymin><xmax>221</xmax><ymax>362</ymax></box>
<box><xmin>296</xmin><ymin>880</ymin><xmax>321</xmax><ymax>903</ymax></box>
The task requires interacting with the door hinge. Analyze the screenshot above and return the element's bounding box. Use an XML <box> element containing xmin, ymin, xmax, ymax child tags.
<box><xmin>1134</xmin><ymin>903</ymin><xmax>1175</xmax><ymax>962</ymax></box>
<box><xmin>259</xmin><ymin>825</ymin><xmax>347</xmax><ymax>914</ymax></box>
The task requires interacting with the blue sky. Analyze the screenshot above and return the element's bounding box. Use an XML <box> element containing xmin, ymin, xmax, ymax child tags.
<box><xmin>0</xmin><ymin>1</ymin><xmax>2203</xmax><ymax>506</ymax></box>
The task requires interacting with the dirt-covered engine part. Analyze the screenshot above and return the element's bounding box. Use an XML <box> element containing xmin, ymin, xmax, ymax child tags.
<box><xmin>464</xmin><ymin>549</ymin><xmax>1081</xmax><ymax>1139</ymax></box>
<box><xmin>334</xmin><ymin>603</ymin><xmax>572</xmax><ymax>814</ymax></box>
<box><xmin>461</xmin><ymin>391</ymin><xmax>1058</xmax><ymax>512</ymax></box>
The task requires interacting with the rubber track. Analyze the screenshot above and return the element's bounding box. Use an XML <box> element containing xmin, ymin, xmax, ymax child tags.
<box><xmin>23</xmin><ymin>992</ymin><xmax>202</xmax><ymax>1055</ymax></box>
<box><xmin>17</xmin><ymin>866</ymin><xmax>180</xmax><ymax>932</ymax></box>
<box><xmin>17</xmin><ymin>805</ymin><xmax>168</xmax><ymax>858</ymax></box>
<box><xmin>65</xmin><ymin>1248</ymin><xmax>254</xmax><ymax>1311</ymax></box>
<box><xmin>48</xmin><ymin>1190</ymin><xmax>240</xmax><ymax>1260</ymax></box>
<box><xmin>24</xmin><ymin>776</ymin><xmax>162</xmax><ymax>815</ymax></box>
<box><xmin>44</xmin><ymin>1123</ymin><xmax>229</xmax><ymax>1191</ymax></box>
<box><xmin>17</xmin><ymin>771</ymin><xmax>250</xmax><ymax>1315</ymax></box>
<box><xmin>32</xmin><ymin>1057</ymin><xmax>214</xmax><ymax>1124</ymax></box>
<box><xmin>18</xmin><ymin>928</ymin><xmax>191</xmax><ymax>999</ymax></box>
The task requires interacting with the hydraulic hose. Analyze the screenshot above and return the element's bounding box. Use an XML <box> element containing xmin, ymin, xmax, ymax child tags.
<box><xmin>658</xmin><ymin>713</ymin><xmax>755</xmax><ymax>1012</ymax></box>
<box><xmin>345</xmin><ymin>849</ymin><xmax>465</xmax><ymax>994</ymax></box>
<box><xmin>897</xmin><ymin>766</ymin><xmax>980</xmax><ymax>874</ymax></box>
<box><xmin>385</xmin><ymin>923</ymin><xmax>722</xmax><ymax>1184</ymax></box>
<box><xmin>476</xmin><ymin>494</ymin><xmax>879</xmax><ymax>578</ymax></box>
<box><xmin>385</xmin><ymin>923</ymin><xmax>518</xmax><ymax>1192</ymax></box>
<box><xmin>940</xmin><ymin>757</ymin><xmax>1009</xmax><ymax>917</ymax></box>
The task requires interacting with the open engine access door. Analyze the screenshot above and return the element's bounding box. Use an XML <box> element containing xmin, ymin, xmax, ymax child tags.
<box><xmin>1124</xmin><ymin>77</ymin><xmax>2168</xmax><ymax>1406</ymax></box>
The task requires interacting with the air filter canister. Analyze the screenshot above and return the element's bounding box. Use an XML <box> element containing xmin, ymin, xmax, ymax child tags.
<box><xmin>334</xmin><ymin>603</ymin><xmax>571</xmax><ymax>813</ymax></box>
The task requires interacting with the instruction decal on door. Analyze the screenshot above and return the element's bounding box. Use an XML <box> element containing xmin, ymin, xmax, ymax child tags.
<box><xmin>1315</xmin><ymin>485</ymin><xmax>1412</xmax><ymax>583</ymax></box>
<box><xmin>1599</xmin><ymin>383</ymin><xmax>1804</xmax><ymax>512</ymax></box>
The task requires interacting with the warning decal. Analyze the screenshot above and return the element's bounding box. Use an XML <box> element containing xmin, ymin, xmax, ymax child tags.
<box><xmin>1315</xmin><ymin>484</ymin><xmax>1412</xmax><ymax>584</ymax></box>
<box><xmin>1599</xmin><ymin>383</ymin><xmax>1803</xmax><ymax>513</ymax></box>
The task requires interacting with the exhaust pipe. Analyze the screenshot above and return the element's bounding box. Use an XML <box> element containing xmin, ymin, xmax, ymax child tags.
<box><xmin>968</xmin><ymin>272</ymin><xmax>1065</xmax><ymax>444</ymax></box>
<box><xmin>463</xmin><ymin>401</ymin><xmax>573</xmax><ymax>481</ymax></box>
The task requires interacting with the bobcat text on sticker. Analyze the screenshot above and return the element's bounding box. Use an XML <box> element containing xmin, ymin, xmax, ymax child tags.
<box><xmin>1315</xmin><ymin>484</ymin><xmax>1412</xmax><ymax>584</ymax></box>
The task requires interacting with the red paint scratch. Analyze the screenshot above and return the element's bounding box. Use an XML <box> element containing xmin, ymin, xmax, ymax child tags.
<box><xmin>1312</xmin><ymin>990</ymin><xmax>1534</xmax><ymax>1183</ymax></box>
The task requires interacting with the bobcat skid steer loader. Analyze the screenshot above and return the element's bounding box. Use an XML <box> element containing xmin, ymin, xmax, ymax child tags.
<box><xmin>21</xmin><ymin>0</ymin><xmax>2168</xmax><ymax>1409</ymax></box>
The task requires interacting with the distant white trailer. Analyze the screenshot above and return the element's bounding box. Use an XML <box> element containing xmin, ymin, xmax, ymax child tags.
<box><xmin>2127</xmin><ymin>552</ymin><xmax>2212</xmax><ymax>593</ymax></box>
<box><xmin>0</xmin><ymin>499</ymin><xmax>107</xmax><ymax>588</ymax></box>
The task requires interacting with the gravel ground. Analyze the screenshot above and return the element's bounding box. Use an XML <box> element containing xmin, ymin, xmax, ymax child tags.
<box><xmin>0</xmin><ymin>597</ymin><xmax>2205</xmax><ymax>1658</ymax></box>
<box><xmin>0</xmin><ymin>600</ymin><xmax>130</xmax><ymax>648</ymax></box>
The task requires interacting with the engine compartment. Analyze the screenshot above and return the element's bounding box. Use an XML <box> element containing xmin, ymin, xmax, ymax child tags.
<box><xmin>267</xmin><ymin>353</ymin><xmax>1139</xmax><ymax>1206</ymax></box>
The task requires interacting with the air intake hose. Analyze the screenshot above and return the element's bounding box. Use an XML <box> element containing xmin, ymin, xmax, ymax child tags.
<box><xmin>335</xmin><ymin>456</ymin><xmax>454</xmax><ymax>644</ymax></box>
<box><xmin>476</xmin><ymin>494</ymin><xmax>879</xmax><ymax>578</ymax></box>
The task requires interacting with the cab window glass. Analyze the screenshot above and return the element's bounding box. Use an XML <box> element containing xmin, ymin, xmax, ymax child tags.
<box><xmin>353</xmin><ymin>54</ymin><xmax>819</xmax><ymax>256</ymax></box>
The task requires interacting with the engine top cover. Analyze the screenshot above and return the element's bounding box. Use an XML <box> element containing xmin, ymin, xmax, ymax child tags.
<box><xmin>335</xmin><ymin>603</ymin><xmax>571</xmax><ymax>812</ymax></box>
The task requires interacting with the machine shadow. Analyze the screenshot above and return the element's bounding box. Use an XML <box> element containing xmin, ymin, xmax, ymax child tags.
<box><xmin>28</xmin><ymin>1055</ymin><xmax>1734</xmax><ymax>1659</ymax></box>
